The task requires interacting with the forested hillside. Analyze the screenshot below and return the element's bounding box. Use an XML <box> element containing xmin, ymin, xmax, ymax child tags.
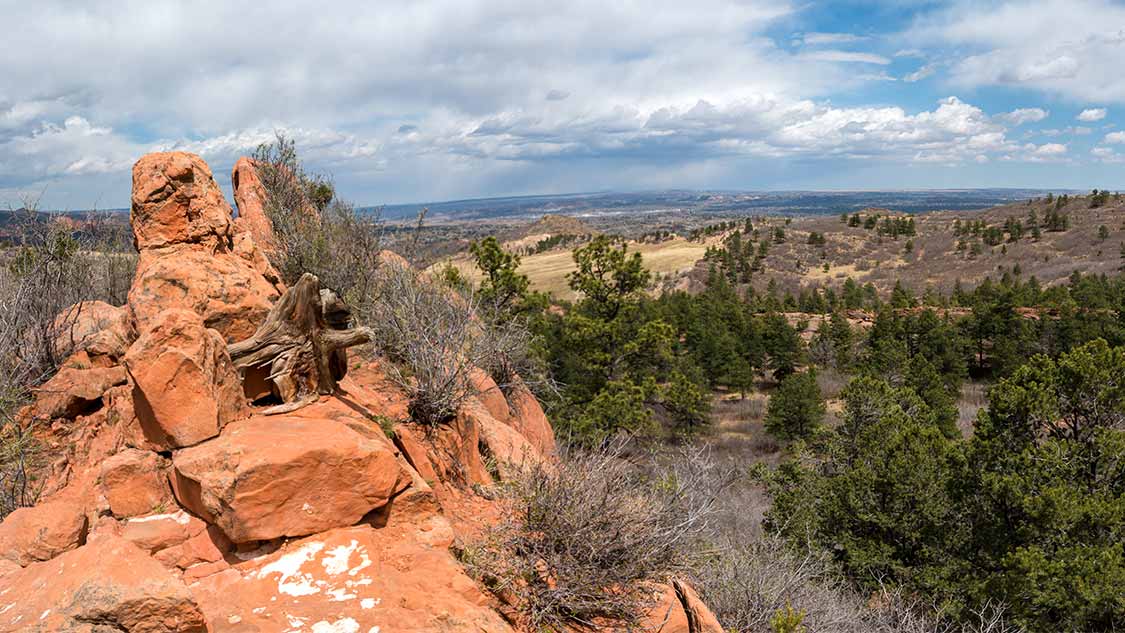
<box><xmin>462</xmin><ymin>227</ymin><xmax>1125</xmax><ymax>632</ymax></box>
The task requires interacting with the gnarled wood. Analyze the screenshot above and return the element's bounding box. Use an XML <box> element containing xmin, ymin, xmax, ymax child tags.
<box><xmin>228</xmin><ymin>273</ymin><xmax>371</xmax><ymax>412</ymax></box>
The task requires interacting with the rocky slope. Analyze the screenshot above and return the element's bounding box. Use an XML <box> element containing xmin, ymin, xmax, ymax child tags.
<box><xmin>0</xmin><ymin>152</ymin><xmax>720</xmax><ymax>633</ymax></box>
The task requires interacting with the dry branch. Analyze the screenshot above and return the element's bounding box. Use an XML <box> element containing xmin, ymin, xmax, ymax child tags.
<box><xmin>228</xmin><ymin>273</ymin><xmax>371</xmax><ymax>412</ymax></box>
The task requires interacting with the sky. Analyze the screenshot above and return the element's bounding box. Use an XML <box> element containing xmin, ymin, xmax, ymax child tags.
<box><xmin>3</xmin><ymin>0</ymin><xmax>1125</xmax><ymax>210</ymax></box>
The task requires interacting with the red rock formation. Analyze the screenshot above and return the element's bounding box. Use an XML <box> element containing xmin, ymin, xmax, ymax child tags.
<box><xmin>0</xmin><ymin>151</ymin><xmax>724</xmax><ymax>633</ymax></box>
<box><xmin>231</xmin><ymin>156</ymin><xmax>276</xmax><ymax>252</ymax></box>
<box><xmin>170</xmin><ymin>415</ymin><xmax>409</xmax><ymax>543</ymax></box>
<box><xmin>130</xmin><ymin>152</ymin><xmax>236</xmax><ymax>251</ymax></box>
<box><xmin>98</xmin><ymin>448</ymin><xmax>174</xmax><ymax>518</ymax></box>
<box><xmin>124</xmin><ymin>308</ymin><xmax>248</xmax><ymax>449</ymax></box>
<box><xmin>0</xmin><ymin>536</ymin><xmax>207</xmax><ymax>632</ymax></box>
<box><xmin>0</xmin><ymin>493</ymin><xmax>87</xmax><ymax>566</ymax></box>
<box><xmin>128</xmin><ymin>151</ymin><xmax>281</xmax><ymax>342</ymax></box>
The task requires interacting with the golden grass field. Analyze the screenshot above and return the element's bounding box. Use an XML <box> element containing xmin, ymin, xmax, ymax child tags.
<box><xmin>436</xmin><ymin>238</ymin><xmax>709</xmax><ymax>301</ymax></box>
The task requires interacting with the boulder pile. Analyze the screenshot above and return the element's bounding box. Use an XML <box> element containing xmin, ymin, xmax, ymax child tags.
<box><xmin>0</xmin><ymin>152</ymin><xmax>721</xmax><ymax>633</ymax></box>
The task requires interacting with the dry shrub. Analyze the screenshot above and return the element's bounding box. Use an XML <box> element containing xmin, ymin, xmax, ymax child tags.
<box><xmin>251</xmin><ymin>134</ymin><xmax>384</xmax><ymax>308</ymax></box>
<box><xmin>459</xmin><ymin>441</ymin><xmax>735</xmax><ymax>631</ymax></box>
<box><xmin>0</xmin><ymin>417</ymin><xmax>41</xmax><ymax>517</ymax></box>
<box><xmin>0</xmin><ymin>201</ymin><xmax>136</xmax><ymax>517</ymax></box>
<box><xmin>368</xmin><ymin>262</ymin><xmax>494</xmax><ymax>424</ymax></box>
<box><xmin>698</xmin><ymin>535</ymin><xmax>1019</xmax><ymax>633</ymax></box>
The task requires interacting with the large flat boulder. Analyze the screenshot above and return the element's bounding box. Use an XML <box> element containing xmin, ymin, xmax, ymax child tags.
<box><xmin>189</xmin><ymin>524</ymin><xmax>513</xmax><ymax>633</ymax></box>
<box><xmin>0</xmin><ymin>535</ymin><xmax>206</xmax><ymax>632</ymax></box>
<box><xmin>170</xmin><ymin>415</ymin><xmax>410</xmax><ymax>543</ymax></box>
<box><xmin>124</xmin><ymin>309</ymin><xmax>247</xmax><ymax>449</ymax></box>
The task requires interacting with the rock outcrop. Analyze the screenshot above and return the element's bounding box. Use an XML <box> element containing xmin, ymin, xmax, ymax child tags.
<box><xmin>0</xmin><ymin>150</ymin><xmax>723</xmax><ymax>633</ymax></box>
<box><xmin>128</xmin><ymin>152</ymin><xmax>282</xmax><ymax>342</ymax></box>
<box><xmin>230</xmin><ymin>156</ymin><xmax>275</xmax><ymax>252</ymax></box>
<box><xmin>0</xmin><ymin>536</ymin><xmax>207</xmax><ymax>632</ymax></box>
<box><xmin>171</xmin><ymin>415</ymin><xmax>409</xmax><ymax>543</ymax></box>
<box><xmin>0</xmin><ymin>494</ymin><xmax>87</xmax><ymax>566</ymax></box>
<box><xmin>99</xmin><ymin>448</ymin><xmax>174</xmax><ymax>518</ymax></box>
<box><xmin>125</xmin><ymin>308</ymin><xmax>248</xmax><ymax>449</ymax></box>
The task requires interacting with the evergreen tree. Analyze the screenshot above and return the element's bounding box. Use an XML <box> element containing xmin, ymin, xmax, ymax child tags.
<box><xmin>764</xmin><ymin>370</ymin><xmax>825</xmax><ymax>440</ymax></box>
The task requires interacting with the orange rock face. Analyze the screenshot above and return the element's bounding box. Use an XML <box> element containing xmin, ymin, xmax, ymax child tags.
<box><xmin>31</xmin><ymin>364</ymin><xmax>127</xmax><ymax>420</ymax></box>
<box><xmin>170</xmin><ymin>415</ymin><xmax>409</xmax><ymax>543</ymax></box>
<box><xmin>189</xmin><ymin>524</ymin><xmax>514</xmax><ymax>633</ymax></box>
<box><xmin>125</xmin><ymin>309</ymin><xmax>248</xmax><ymax>449</ymax></box>
<box><xmin>129</xmin><ymin>242</ymin><xmax>282</xmax><ymax>343</ymax></box>
<box><xmin>504</xmin><ymin>377</ymin><xmax>559</xmax><ymax>461</ymax></box>
<box><xmin>0</xmin><ymin>535</ymin><xmax>206</xmax><ymax>632</ymax></box>
<box><xmin>0</xmin><ymin>494</ymin><xmax>87</xmax><ymax>566</ymax></box>
<box><xmin>99</xmin><ymin>448</ymin><xmax>174</xmax><ymax>518</ymax></box>
<box><xmin>642</xmin><ymin>581</ymin><xmax>725</xmax><ymax>633</ymax></box>
<box><xmin>231</xmin><ymin>156</ymin><xmax>275</xmax><ymax>252</ymax></box>
<box><xmin>469</xmin><ymin>397</ymin><xmax>546</xmax><ymax>481</ymax></box>
<box><xmin>131</xmin><ymin>152</ymin><xmax>236</xmax><ymax>251</ymax></box>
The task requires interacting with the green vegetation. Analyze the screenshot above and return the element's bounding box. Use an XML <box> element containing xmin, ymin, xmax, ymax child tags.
<box><xmin>764</xmin><ymin>371</ymin><xmax>824</xmax><ymax>441</ymax></box>
<box><xmin>458</xmin><ymin>228</ymin><xmax>1125</xmax><ymax>632</ymax></box>
<box><xmin>765</xmin><ymin>340</ymin><xmax>1125</xmax><ymax>632</ymax></box>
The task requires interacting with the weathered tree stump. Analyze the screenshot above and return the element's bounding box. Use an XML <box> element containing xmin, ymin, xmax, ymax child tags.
<box><xmin>228</xmin><ymin>273</ymin><xmax>372</xmax><ymax>413</ymax></box>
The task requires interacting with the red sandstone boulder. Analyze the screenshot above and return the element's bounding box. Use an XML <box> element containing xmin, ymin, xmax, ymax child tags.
<box><xmin>52</xmin><ymin>300</ymin><xmax>133</xmax><ymax>362</ymax></box>
<box><xmin>99</xmin><ymin>448</ymin><xmax>174</xmax><ymax>518</ymax></box>
<box><xmin>189</xmin><ymin>524</ymin><xmax>513</xmax><ymax>632</ymax></box>
<box><xmin>469</xmin><ymin>398</ymin><xmax>545</xmax><ymax>481</ymax></box>
<box><xmin>31</xmin><ymin>364</ymin><xmax>127</xmax><ymax>420</ymax></box>
<box><xmin>124</xmin><ymin>309</ymin><xmax>247</xmax><ymax>449</ymax></box>
<box><xmin>120</xmin><ymin>510</ymin><xmax>231</xmax><ymax>573</ymax></box>
<box><xmin>129</xmin><ymin>247</ymin><xmax>281</xmax><ymax>343</ymax></box>
<box><xmin>0</xmin><ymin>535</ymin><xmax>207</xmax><ymax>632</ymax></box>
<box><xmin>0</xmin><ymin>494</ymin><xmax>87</xmax><ymax>566</ymax></box>
<box><xmin>124</xmin><ymin>311</ymin><xmax>245</xmax><ymax>447</ymax></box>
<box><xmin>641</xmin><ymin>581</ymin><xmax>724</xmax><ymax>633</ymax></box>
<box><xmin>471</xmin><ymin>367</ymin><xmax>513</xmax><ymax>424</ymax></box>
<box><xmin>506</xmin><ymin>376</ymin><xmax>559</xmax><ymax>460</ymax></box>
<box><xmin>120</xmin><ymin>510</ymin><xmax>202</xmax><ymax>553</ymax></box>
<box><xmin>170</xmin><ymin>415</ymin><xmax>410</xmax><ymax>543</ymax></box>
<box><xmin>131</xmin><ymin>152</ymin><xmax>235</xmax><ymax>250</ymax></box>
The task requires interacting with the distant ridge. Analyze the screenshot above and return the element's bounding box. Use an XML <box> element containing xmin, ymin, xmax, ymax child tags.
<box><xmin>371</xmin><ymin>188</ymin><xmax>1069</xmax><ymax>221</ymax></box>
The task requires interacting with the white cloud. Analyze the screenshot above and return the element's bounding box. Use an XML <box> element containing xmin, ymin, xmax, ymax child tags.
<box><xmin>1032</xmin><ymin>142</ymin><xmax>1067</xmax><ymax>157</ymax></box>
<box><xmin>910</xmin><ymin>0</ymin><xmax>1125</xmax><ymax>102</ymax></box>
<box><xmin>1092</xmin><ymin>146</ymin><xmax>1125</xmax><ymax>162</ymax></box>
<box><xmin>1105</xmin><ymin>131</ymin><xmax>1125</xmax><ymax>144</ymax></box>
<box><xmin>800</xmin><ymin>32</ymin><xmax>870</xmax><ymax>46</ymax></box>
<box><xmin>997</xmin><ymin>107</ymin><xmax>1048</xmax><ymax>126</ymax></box>
<box><xmin>903</xmin><ymin>63</ymin><xmax>938</xmax><ymax>83</ymax></box>
<box><xmin>1003</xmin><ymin>142</ymin><xmax>1068</xmax><ymax>163</ymax></box>
<box><xmin>1078</xmin><ymin>108</ymin><xmax>1107</xmax><ymax>122</ymax></box>
<box><xmin>801</xmin><ymin>50</ymin><xmax>891</xmax><ymax>65</ymax></box>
